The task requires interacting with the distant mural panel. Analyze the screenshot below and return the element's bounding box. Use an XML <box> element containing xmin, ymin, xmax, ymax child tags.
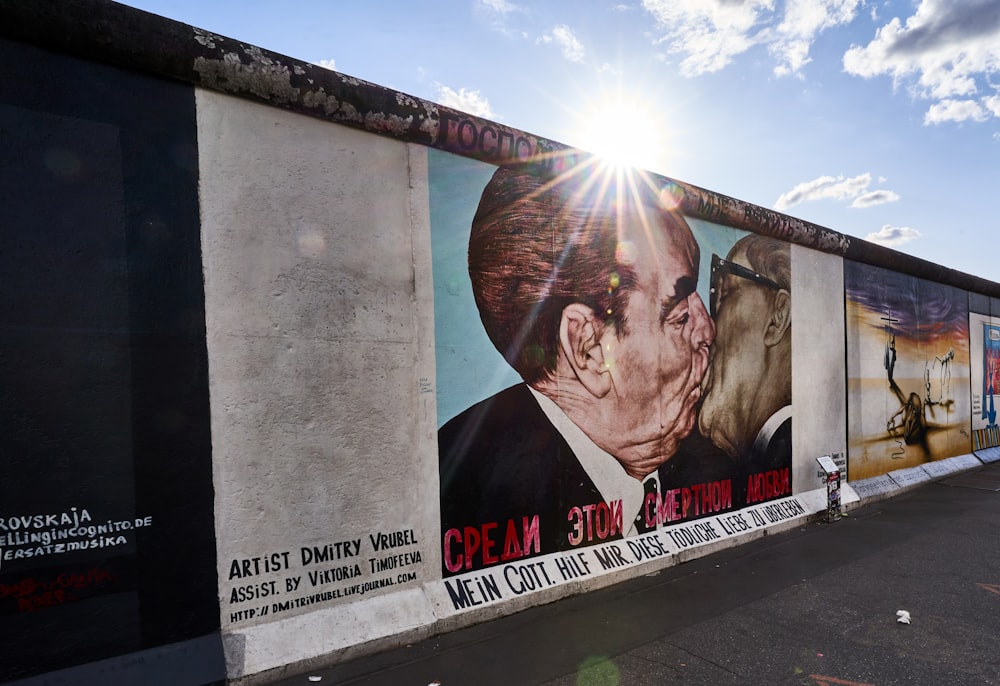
<box><xmin>845</xmin><ymin>260</ymin><xmax>971</xmax><ymax>481</ymax></box>
<box><xmin>0</xmin><ymin>38</ymin><xmax>217</xmax><ymax>682</ymax></box>
<box><xmin>431</xmin><ymin>149</ymin><xmax>801</xmax><ymax>605</ymax></box>
<box><xmin>969</xmin><ymin>310</ymin><xmax>1000</xmax><ymax>450</ymax></box>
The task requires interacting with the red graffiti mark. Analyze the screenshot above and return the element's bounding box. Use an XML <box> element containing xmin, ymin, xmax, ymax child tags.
<box><xmin>18</xmin><ymin>589</ymin><xmax>72</xmax><ymax>612</ymax></box>
<box><xmin>0</xmin><ymin>567</ymin><xmax>115</xmax><ymax>598</ymax></box>
<box><xmin>810</xmin><ymin>675</ymin><xmax>876</xmax><ymax>686</ymax></box>
<box><xmin>0</xmin><ymin>567</ymin><xmax>117</xmax><ymax>613</ymax></box>
<box><xmin>976</xmin><ymin>583</ymin><xmax>1000</xmax><ymax>596</ymax></box>
<box><xmin>0</xmin><ymin>578</ymin><xmax>38</xmax><ymax>599</ymax></box>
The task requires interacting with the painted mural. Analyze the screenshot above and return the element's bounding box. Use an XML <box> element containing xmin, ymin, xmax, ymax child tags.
<box><xmin>431</xmin><ymin>150</ymin><xmax>796</xmax><ymax>588</ymax></box>
<box><xmin>845</xmin><ymin>261</ymin><xmax>971</xmax><ymax>481</ymax></box>
<box><xmin>969</xmin><ymin>311</ymin><xmax>1000</xmax><ymax>450</ymax></box>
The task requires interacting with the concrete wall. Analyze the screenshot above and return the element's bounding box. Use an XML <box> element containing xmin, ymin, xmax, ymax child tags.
<box><xmin>3</xmin><ymin>2</ymin><xmax>1000</xmax><ymax>685</ymax></box>
<box><xmin>197</xmin><ymin>90</ymin><xmax>439</xmax><ymax>678</ymax></box>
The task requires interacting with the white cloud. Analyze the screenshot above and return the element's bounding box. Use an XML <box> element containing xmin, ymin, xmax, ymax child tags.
<box><xmin>982</xmin><ymin>93</ymin><xmax>1000</xmax><ymax>117</ymax></box>
<box><xmin>636</xmin><ymin>0</ymin><xmax>1000</xmax><ymax>129</ymax></box>
<box><xmin>772</xmin><ymin>39</ymin><xmax>812</xmax><ymax>77</ymax></box>
<box><xmin>851</xmin><ymin>189</ymin><xmax>901</xmax><ymax>208</ymax></box>
<box><xmin>774</xmin><ymin>172</ymin><xmax>873</xmax><ymax>211</ymax></box>
<box><xmin>475</xmin><ymin>0</ymin><xmax>523</xmax><ymax>33</ymax></box>
<box><xmin>771</xmin><ymin>0</ymin><xmax>863</xmax><ymax>76</ymax></box>
<box><xmin>843</xmin><ymin>0</ymin><xmax>1000</xmax><ymax>124</ymax></box>
<box><xmin>313</xmin><ymin>58</ymin><xmax>337</xmax><ymax>71</ymax></box>
<box><xmin>436</xmin><ymin>86</ymin><xmax>495</xmax><ymax>118</ymax></box>
<box><xmin>924</xmin><ymin>98</ymin><xmax>989</xmax><ymax>124</ymax></box>
<box><xmin>540</xmin><ymin>25</ymin><xmax>586</xmax><ymax>63</ymax></box>
<box><xmin>639</xmin><ymin>0</ymin><xmax>1000</xmax><ymax>110</ymax></box>
<box><xmin>866</xmin><ymin>224</ymin><xmax>921</xmax><ymax>247</ymax></box>
<box><xmin>776</xmin><ymin>173</ymin><xmax>905</xmax><ymax>211</ymax></box>
<box><xmin>776</xmin><ymin>0</ymin><xmax>861</xmax><ymax>43</ymax></box>
<box><xmin>642</xmin><ymin>0</ymin><xmax>771</xmax><ymax>76</ymax></box>
<box><xmin>641</xmin><ymin>0</ymin><xmax>861</xmax><ymax>77</ymax></box>
<box><xmin>479</xmin><ymin>0</ymin><xmax>518</xmax><ymax>14</ymax></box>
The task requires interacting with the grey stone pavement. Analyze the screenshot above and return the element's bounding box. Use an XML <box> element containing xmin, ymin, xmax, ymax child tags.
<box><xmin>271</xmin><ymin>461</ymin><xmax>1000</xmax><ymax>686</ymax></box>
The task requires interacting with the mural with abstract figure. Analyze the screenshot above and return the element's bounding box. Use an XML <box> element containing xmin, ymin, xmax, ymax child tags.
<box><xmin>845</xmin><ymin>261</ymin><xmax>971</xmax><ymax>480</ymax></box>
<box><xmin>431</xmin><ymin>151</ymin><xmax>793</xmax><ymax>577</ymax></box>
<box><xmin>968</xmin><ymin>312</ymin><xmax>1000</xmax><ymax>449</ymax></box>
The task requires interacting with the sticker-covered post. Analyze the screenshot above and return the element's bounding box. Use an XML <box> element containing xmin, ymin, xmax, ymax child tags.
<box><xmin>816</xmin><ymin>455</ymin><xmax>842</xmax><ymax>522</ymax></box>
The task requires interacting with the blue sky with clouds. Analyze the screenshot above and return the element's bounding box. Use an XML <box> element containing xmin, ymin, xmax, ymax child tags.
<box><xmin>118</xmin><ymin>0</ymin><xmax>1000</xmax><ymax>281</ymax></box>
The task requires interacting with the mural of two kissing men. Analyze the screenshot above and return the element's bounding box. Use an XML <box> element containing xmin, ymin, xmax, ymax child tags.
<box><xmin>436</xmin><ymin>162</ymin><xmax>792</xmax><ymax>575</ymax></box>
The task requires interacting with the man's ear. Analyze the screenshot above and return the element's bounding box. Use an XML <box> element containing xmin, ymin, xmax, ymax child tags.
<box><xmin>560</xmin><ymin>303</ymin><xmax>613</xmax><ymax>398</ymax></box>
<box><xmin>763</xmin><ymin>289</ymin><xmax>791</xmax><ymax>347</ymax></box>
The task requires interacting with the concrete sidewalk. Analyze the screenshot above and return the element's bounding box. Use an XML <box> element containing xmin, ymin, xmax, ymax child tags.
<box><xmin>271</xmin><ymin>462</ymin><xmax>1000</xmax><ymax>686</ymax></box>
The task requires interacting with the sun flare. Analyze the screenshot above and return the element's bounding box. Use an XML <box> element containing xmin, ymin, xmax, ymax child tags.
<box><xmin>575</xmin><ymin>98</ymin><xmax>666</xmax><ymax>173</ymax></box>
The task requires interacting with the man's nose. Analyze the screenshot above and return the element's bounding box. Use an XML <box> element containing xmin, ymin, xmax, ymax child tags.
<box><xmin>689</xmin><ymin>293</ymin><xmax>715</xmax><ymax>349</ymax></box>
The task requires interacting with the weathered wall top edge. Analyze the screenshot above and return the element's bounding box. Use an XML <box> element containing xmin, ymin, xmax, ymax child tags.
<box><xmin>5</xmin><ymin>0</ymin><xmax>997</xmax><ymax>298</ymax></box>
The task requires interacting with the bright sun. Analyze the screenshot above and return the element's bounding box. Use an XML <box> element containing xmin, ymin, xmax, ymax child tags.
<box><xmin>576</xmin><ymin>98</ymin><xmax>666</xmax><ymax>173</ymax></box>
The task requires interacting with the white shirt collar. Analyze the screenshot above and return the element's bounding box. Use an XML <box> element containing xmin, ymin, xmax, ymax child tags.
<box><xmin>751</xmin><ymin>404</ymin><xmax>792</xmax><ymax>458</ymax></box>
<box><xmin>527</xmin><ymin>386</ymin><xmax>658</xmax><ymax>535</ymax></box>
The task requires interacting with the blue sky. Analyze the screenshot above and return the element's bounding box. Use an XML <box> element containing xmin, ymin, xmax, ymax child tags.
<box><xmin>117</xmin><ymin>0</ymin><xmax>1000</xmax><ymax>282</ymax></box>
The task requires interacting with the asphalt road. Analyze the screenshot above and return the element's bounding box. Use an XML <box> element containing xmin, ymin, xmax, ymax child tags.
<box><xmin>272</xmin><ymin>462</ymin><xmax>1000</xmax><ymax>686</ymax></box>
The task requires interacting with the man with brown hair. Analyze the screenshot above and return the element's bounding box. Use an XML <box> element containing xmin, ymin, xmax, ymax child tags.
<box><xmin>439</xmin><ymin>166</ymin><xmax>717</xmax><ymax>575</ymax></box>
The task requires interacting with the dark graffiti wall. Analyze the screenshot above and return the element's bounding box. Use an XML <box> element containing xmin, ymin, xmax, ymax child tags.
<box><xmin>0</xmin><ymin>38</ymin><xmax>219</xmax><ymax>683</ymax></box>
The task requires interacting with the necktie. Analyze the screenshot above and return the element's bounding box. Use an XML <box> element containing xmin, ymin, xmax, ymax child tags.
<box><xmin>635</xmin><ymin>477</ymin><xmax>657</xmax><ymax>533</ymax></box>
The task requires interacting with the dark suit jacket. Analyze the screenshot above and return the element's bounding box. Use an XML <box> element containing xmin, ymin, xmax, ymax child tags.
<box><xmin>438</xmin><ymin>384</ymin><xmax>733</xmax><ymax>575</ymax></box>
<box><xmin>733</xmin><ymin>415</ymin><xmax>792</xmax><ymax>508</ymax></box>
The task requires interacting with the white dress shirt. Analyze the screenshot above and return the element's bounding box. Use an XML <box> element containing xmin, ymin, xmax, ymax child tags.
<box><xmin>528</xmin><ymin>387</ymin><xmax>660</xmax><ymax>536</ymax></box>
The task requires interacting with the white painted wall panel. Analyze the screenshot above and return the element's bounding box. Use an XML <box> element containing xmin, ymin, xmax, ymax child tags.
<box><xmin>791</xmin><ymin>244</ymin><xmax>848</xmax><ymax>493</ymax></box>
<box><xmin>196</xmin><ymin>90</ymin><xmax>438</xmax><ymax>678</ymax></box>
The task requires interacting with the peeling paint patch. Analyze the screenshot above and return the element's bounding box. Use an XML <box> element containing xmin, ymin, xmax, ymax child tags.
<box><xmin>193</xmin><ymin>28</ymin><xmax>218</xmax><ymax>49</ymax></box>
<box><xmin>337</xmin><ymin>101</ymin><xmax>363</xmax><ymax>124</ymax></box>
<box><xmin>301</xmin><ymin>89</ymin><xmax>340</xmax><ymax>116</ymax></box>
<box><xmin>194</xmin><ymin>48</ymin><xmax>300</xmax><ymax>104</ymax></box>
<box><xmin>818</xmin><ymin>231</ymin><xmax>851</xmax><ymax>253</ymax></box>
<box><xmin>364</xmin><ymin>112</ymin><xmax>415</xmax><ymax>136</ymax></box>
<box><xmin>418</xmin><ymin>116</ymin><xmax>437</xmax><ymax>138</ymax></box>
<box><xmin>395</xmin><ymin>93</ymin><xmax>420</xmax><ymax>109</ymax></box>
